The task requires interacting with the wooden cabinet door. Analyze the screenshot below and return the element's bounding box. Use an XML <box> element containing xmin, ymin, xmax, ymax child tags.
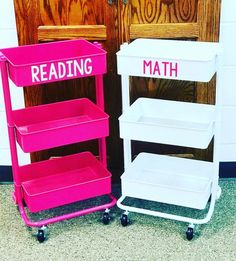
<box><xmin>13</xmin><ymin>0</ymin><xmax>221</xmax><ymax>180</ymax></box>
<box><xmin>13</xmin><ymin>0</ymin><xmax>123</xmax><ymax>178</ymax></box>
<box><xmin>118</xmin><ymin>0</ymin><xmax>221</xmax><ymax>160</ymax></box>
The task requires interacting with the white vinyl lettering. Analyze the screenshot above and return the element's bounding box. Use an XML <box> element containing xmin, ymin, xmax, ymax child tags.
<box><xmin>73</xmin><ymin>59</ymin><xmax>84</xmax><ymax>75</ymax></box>
<box><xmin>58</xmin><ymin>62</ymin><xmax>66</xmax><ymax>78</ymax></box>
<box><xmin>31</xmin><ymin>58</ymin><xmax>93</xmax><ymax>83</ymax></box>
<box><xmin>85</xmin><ymin>58</ymin><xmax>92</xmax><ymax>74</ymax></box>
<box><xmin>66</xmin><ymin>60</ymin><xmax>73</xmax><ymax>77</ymax></box>
<box><xmin>31</xmin><ymin>66</ymin><xmax>40</xmax><ymax>83</ymax></box>
<box><xmin>48</xmin><ymin>63</ymin><xmax>57</xmax><ymax>81</ymax></box>
<box><xmin>40</xmin><ymin>64</ymin><xmax>48</xmax><ymax>81</ymax></box>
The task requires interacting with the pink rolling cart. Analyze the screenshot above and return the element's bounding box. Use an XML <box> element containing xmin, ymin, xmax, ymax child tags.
<box><xmin>0</xmin><ymin>39</ymin><xmax>116</xmax><ymax>242</ymax></box>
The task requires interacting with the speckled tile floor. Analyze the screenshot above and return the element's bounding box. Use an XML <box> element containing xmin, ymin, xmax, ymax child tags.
<box><xmin>0</xmin><ymin>180</ymin><xmax>235</xmax><ymax>261</ymax></box>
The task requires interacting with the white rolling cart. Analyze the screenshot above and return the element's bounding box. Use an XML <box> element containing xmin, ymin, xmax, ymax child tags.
<box><xmin>116</xmin><ymin>39</ymin><xmax>222</xmax><ymax>240</ymax></box>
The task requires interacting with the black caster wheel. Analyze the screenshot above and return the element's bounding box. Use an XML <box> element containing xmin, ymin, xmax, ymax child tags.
<box><xmin>120</xmin><ymin>214</ymin><xmax>129</xmax><ymax>227</ymax></box>
<box><xmin>37</xmin><ymin>226</ymin><xmax>48</xmax><ymax>242</ymax></box>
<box><xmin>102</xmin><ymin>212</ymin><xmax>111</xmax><ymax>225</ymax></box>
<box><xmin>37</xmin><ymin>229</ymin><xmax>46</xmax><ymax>243</ymax></box>
<box><xmin>186</xmin><ymin>227</ymin><xmax>194</xmax><ymax>241</ymax></box>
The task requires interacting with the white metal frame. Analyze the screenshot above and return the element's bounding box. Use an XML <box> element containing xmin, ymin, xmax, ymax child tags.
<box><xmin>116</xmin><ymin>39</ymin><xmax>222</xmax><ymax>232</ymax></box>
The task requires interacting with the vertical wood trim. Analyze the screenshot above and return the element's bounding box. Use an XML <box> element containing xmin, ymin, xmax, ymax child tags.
<box><xmin>195</xmin><ymin>0</ymin><xmax>221</xmax><ymax>161</ymax></box>
<box><xmin>196</xmin><ymin>0</ymin><xmax>221</xmax><ymax>106</ymax></box>
<box><xmin>13</xmin><ymin>0</ymin><xmax>43</xmax><ymax>114</ymax></box>
<box><xmin>198</xmin><ymin>0</ymin><xmax>221</xmax><ymax>42</ymax></box>
<box><xmin>104</xmin><ymin>1</ymin><xmax>124</xmax><ymax>175</ymax></box>
<box><xmin>118</xmin><ymin>0</ymin><xmax>130</xmax><ymax>44</ymax></box>
<box><xmin>13</xmin><ymin>0</ymin><xmax>39</xmax><ymax>45</ymax></box>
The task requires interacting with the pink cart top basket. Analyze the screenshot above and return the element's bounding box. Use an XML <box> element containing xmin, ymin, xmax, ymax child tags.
<box><xmin>0</xmin><ymin>39</ymin><xmax>107</xmax><ymax>86</ymax></box>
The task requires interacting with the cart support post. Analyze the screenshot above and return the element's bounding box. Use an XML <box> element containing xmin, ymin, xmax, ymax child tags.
<box><xmin>95</xmin><ymin>74</ymin><xmax>105</xmax><ymax>110</ymax></box>
<box><xmin>210</xmin><ymin>54</ymin><xmax>223</xmax><ymax>219</ymax></box>
<box><xmin>95</xmin><ymin>74</ymin><xmax>107</xmax><ymax>167</ymax></box>
<box><xmin>121</xmin><ymin>74</ymin><xmax>132</xmax><ymax>169</ymax></box>
<box><xmin>0</xmin><ymin>54</ymin><xmax>14</xmax><ymax>126</ymax></box>
<box><xmin>7</xmin><ymin>126</ymin><xmax>22</xmax><ymax>204</ymax></box>
<box><xmin>0</xmin><ymin>54</ymin><xmax>22</xmax><ymax>204</ymax></box>
<box><xmin>213</xmin><ymin>55</ymin><xmax>223</xmax><ymax>187</ymax></box>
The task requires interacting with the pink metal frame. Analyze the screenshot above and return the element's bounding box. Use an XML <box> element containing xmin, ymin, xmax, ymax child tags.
<box><xmin>0</xmin><ymin>41</ymin><xmax>116</xmax><ymax>228</ymax></box>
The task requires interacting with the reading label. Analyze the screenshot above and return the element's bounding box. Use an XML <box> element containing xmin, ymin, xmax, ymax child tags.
<box><xmin>31</xmin><ymin>58</ymin><xmax>93</xmax><ymax>83</ymax></box>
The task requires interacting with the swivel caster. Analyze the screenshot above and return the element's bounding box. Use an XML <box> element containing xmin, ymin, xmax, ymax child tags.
<box><xmin>37</xmin><ymin>226</ymin><xmax>48</xmax><ymax>243</ymax></box>
<box><xmin>102</xmin><ymin>209</ymin><xmax>111</xmax><ymax>225</ymax></box>
<box><xmin>120</xmin><ymin>213</ymin><xmax>129</xmax><ymax>227</ymax></box>
<box><xmin>186</xmin><ymin>224</ymin><xmax>194</xmax><ymax>241</ymax></box>
<box><xmin>209</xmin><ymin>186</ymin><xmax>222</xmax><ymax>202</ymax></box>
<box><xmin>216</xmin><ymin>186</ymin><xmax>222</xmax><ymax>200</ymax></box>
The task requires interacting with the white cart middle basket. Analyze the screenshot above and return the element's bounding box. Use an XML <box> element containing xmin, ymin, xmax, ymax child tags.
<box><xmin>116</xmin><ymin>39</ymin><xmax>222</xmax><ymax>240</ymax></box>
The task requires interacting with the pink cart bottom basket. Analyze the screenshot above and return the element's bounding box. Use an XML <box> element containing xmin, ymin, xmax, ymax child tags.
<box><xmin>19</xmin><ymin>151</ymin><xmax>111</xmax><ymax>213</ymax></box>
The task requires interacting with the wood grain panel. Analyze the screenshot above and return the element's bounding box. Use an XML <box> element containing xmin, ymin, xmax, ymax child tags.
<box><xmin>38</xmin><ymin>25</ymin><xmax>107</xmax><ymax>41</ymax></box>
<box><xmin>39</xmin><ymin>0</ymin><xmax>105</xmax><ymax>25</ymax></box>
<box><xmin>13</xmin><ymin>0</ymin><xmax>221</xmax><ymax>179</ymax></box>
<box><xmin>130</xmin><ymin>22</ymin><xmax>199</xmax><ymax>39</ymax></box>
<box><xmin>67</xmin><ymin>0</ymin><xmax>104</xmax><ymax>25</ymax></box>
<box><xmin>131</xmin><ymin>78</ymin><xmax>196</xmax><ymax>103</ymax></box>
<box><xmin>39</xmin><ymin>0</ymin><xmax>67</xmax><ymax>25</ymax></box>
<box><xmin>131</xmin><ymin>0</ymin><xmax>198</xmax><ymax>23</ymax></box>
